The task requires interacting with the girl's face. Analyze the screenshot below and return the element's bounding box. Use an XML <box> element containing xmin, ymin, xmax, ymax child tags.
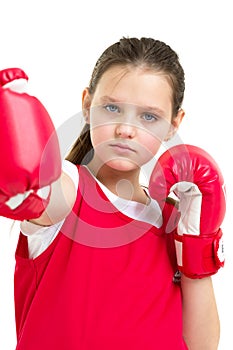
<box><xmin>83</xmin><ymin>65</ymin><xmax>184</xmax><ymax>172</ymax></box>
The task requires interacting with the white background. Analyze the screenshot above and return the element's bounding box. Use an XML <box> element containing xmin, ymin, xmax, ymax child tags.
<box><xmin>0</xmin><ymin>0</ymin><xmax>232</xmax><ymax>348</ymax></box>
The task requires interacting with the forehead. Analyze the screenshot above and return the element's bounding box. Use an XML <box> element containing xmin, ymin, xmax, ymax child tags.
<box><xmin>92</xmin><ymin>65</ymin><xmax>173</xmax><ymax>115</ymax></box>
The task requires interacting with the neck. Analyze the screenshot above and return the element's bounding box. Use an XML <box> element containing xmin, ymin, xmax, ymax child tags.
<box><xmin>86</xmin><ymin>161</ymin><xmax>148</xmax><ymax>204</ymax></box>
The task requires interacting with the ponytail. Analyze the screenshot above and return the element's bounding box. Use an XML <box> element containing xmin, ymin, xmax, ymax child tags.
<box><xmin>65</xmin><ymin>123</ymin><xmax>94</xmax><ymax>165</ymax></box>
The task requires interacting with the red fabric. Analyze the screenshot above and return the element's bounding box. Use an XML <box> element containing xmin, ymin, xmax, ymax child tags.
<box><xmin>14</xmin><ymin>166</ymin><xmax>187</xmax><ymax>349</ymax></box>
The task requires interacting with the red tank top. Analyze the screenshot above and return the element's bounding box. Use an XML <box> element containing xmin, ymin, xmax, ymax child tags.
<box><xmin>15</xmin><ymin>166</ymin><xmax>187</xmax><ymax>349</ymax></box>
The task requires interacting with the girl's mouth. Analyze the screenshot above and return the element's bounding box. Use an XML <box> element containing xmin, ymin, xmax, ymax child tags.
<box><xmin>110</xmin><ymin>142</ymin><xmax>136</xmax><ymax>154</ymax></box>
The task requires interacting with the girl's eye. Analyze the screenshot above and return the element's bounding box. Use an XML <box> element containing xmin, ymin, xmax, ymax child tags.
<box><xmin>141</xmin><ymin>113</ymin><xmax>158</xmax><ymax>122</ymax></box>
<box><xmin>104</xmin><ymin>104</ymin><xmax>120</xmax><ymax>113</ymax></box>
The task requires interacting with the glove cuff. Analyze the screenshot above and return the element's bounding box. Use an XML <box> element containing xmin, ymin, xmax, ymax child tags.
<box><xmin>0</xmin><ymin>188</ymin><xmax>51</xmax><ymax>221</ymax></box>
<box><xmin>174</xmin><ymin>229</ymin><xmax>224</xmax><ymax>279</ymax></box>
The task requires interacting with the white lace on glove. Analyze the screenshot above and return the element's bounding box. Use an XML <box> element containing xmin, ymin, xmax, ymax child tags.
<box><xmin>170</xmin><ymin>181</ymin><xmax>202</xmax><ymax>236</ymax></box>
<box><xmin>170</xmin><ymin>181</ymin><xmax>202</xmax><ymax>268</ymax></box>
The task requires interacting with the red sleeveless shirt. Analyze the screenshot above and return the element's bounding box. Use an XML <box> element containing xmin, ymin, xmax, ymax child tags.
<box><xmin>15</xmin><ymin>166</ymin><xmax>187</xmax><ymax>349</ymax></box>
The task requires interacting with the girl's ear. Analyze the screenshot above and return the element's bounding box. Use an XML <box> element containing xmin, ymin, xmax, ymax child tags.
<box><xmin>82</xmin><ymin>88</ymin><xmax>92</xmax><ymax>124</ymax></box>
<box><xmin>165</xmin><ymin>108</ymin><xmax>185</xmax><ymax>141</ymax></box>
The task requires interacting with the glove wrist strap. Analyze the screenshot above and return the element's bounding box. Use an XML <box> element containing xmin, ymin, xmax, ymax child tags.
<box><xmin>174</xmin><ymin>229</ymin><xmax>224</xmax><ymax>279</ymax></box>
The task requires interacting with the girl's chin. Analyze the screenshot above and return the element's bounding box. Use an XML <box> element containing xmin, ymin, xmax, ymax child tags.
<box><xmin>104</xmin><ymin>159</ymin><xmax>141</xmax><ymax>172</ymax></box>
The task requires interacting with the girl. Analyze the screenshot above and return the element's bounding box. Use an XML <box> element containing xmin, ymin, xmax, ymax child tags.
<box><xmin>15</xmin><ymin>37</ymin><xmax>220</xmax><ymax>349</ymax></box>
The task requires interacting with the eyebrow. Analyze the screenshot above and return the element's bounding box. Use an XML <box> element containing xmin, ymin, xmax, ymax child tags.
<box><xmin>100</xmin><ymin>95</ymin><xmax>166</xmax><ymax>117</ymax></box>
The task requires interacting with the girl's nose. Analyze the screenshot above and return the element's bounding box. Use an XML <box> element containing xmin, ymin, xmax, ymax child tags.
<box><xmin>115</xmin><ymin>123</ymin><xmax>136</xmax><ymax>139</ymax></box>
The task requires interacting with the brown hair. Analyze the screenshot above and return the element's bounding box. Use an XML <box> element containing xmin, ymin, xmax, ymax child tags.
<box><xmin>66</xmin><ymin>37</ymin><xmax>185</xmax><ymax>165</ymax></box>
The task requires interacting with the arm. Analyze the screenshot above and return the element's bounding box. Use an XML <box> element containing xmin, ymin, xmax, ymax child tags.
<box><xmin>149</xmin><ymin>144</ymin><xmax>225</xmax><ymax>348</ymax></box>
<box><xmin>30</xmin><ymin>161</ymin><xmax>78</xmax><ymax>226</ymax></box>
<box><xmin>181</xmin><ymin>275</ymin><xmax>220</xmax><ymax>350</ymax></box>
<box><xmin>0</xmin><ymin>68</ymin><xmax>77</xmax><ymax>225</ymax></box>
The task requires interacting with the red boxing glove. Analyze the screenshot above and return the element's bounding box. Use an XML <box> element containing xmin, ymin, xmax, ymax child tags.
<box><xmin>149</xmin><ymin>144</ymin><xmax>226</xmax><ymax>279</ymax></box>
<box><xmin>0</xmin><ymin>68</ymin><xmax>61</xmax><ymax>221</ymax></box>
